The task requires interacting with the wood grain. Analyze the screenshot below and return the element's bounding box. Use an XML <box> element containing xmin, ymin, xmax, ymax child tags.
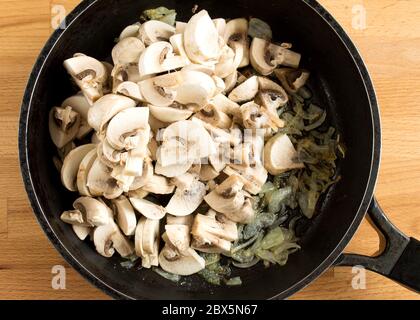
<box><xmin>0</xmin><ymin>0</ymin><xmax>419</xmax><ymax>300</ymax></box>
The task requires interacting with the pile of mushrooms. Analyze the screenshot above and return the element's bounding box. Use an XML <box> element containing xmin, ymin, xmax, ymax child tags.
<box><xmin>50</xmin><ymin>9</ymin><xmax>308</xmax><ymax>277</ymax></box>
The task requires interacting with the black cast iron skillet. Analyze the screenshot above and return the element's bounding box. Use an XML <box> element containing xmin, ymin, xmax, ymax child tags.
<box><xmin>18</xmin><ymin>0</ymin><xmax>420</xmax><ymax>299</ymax></box>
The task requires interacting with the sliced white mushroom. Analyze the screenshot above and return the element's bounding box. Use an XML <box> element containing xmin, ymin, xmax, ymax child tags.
<box><xmin>166</xmin><ymin>178</ymin><xmax>206</xmax><ymax>216</ymax></box>
<box><xmin>63</xmin><ymin>55</ymin><xmax>108</xmax><ymax>104</ymax></box>
<box><xmin>210</xmin><ymin>93</ymin><xmax>240</xmax><ymax>117</ymax></box>
<box><xmin>73</xmin><ymin>196</ymin><xmax>112</xmax><ymax>226</ymax></box>
<box><xmin>214</xmin><ymin>45</ymin><xmax>236</xmax><ymax>78</ymax></box>
<box><xmin>155</xmin><ymin>161</ymin><xmax>192</xmax><ymax>178</ymax></box>
<box><xmin>223</xmin><ymin>71</ymin><xmax>238</xmax><ymax>94</ymax></box>
<box><xmin>87</xmin><ymin>94</ymin><xmax>136</xmax><ymax>132</ymax></box>
<box><xmin>213</xmin><ymin>18</ymin><xmax>226</xmax><ymax>36</ymax></box>
<box><xmin>60</xmin><ymin>209</ymin><xmax>89</xmax><ymax>226</ymax></box>
<box><xmin>72</xmin><ymin>225</ymin><xmax>91</xmax><ymax>240</ymax></box>
<box><xmin>62</xmin><ymin>93</ymin><xmax>92</xmax><ymax>139</ymax></box>
<box><xmin>112</xmin><ymin>195</ymin><xmax>137</xmax><ymax>236</ymax></box>
<box><xmin>228</xmin><ymin>75</ymin><xmax>259</xmax><ymax>103</ymax></box>
<box><xmin>129</xmin><ymin>196</ymin><xmax>166</xmax><ymax>220</ymax></box>
<box><xmin>165</xmin><ymin>224</ymin><xmax>190</xmax><ymax>255</ymax></box>
<box><xmin>159</xmin><ymin>246</ymin><xmax>205</xmax><ymax>276</ymax></box>
<box><xmin>166</xmin><ymin>214</ymin><xmax>194</xmax><ymax>227</ymax></box>
<box><xmin>224</xmin><ymin>163</ymin><xmax>268</xmax><ymax>195</ymax></box>
<box><xmin>142</xmin><ymin>218</ymin><xmax>160</xmax><ymax>254</ymax></box>
<box><xmin>138</xmin><ymin>20</ymin><xmax>175</xmax><ymax>45</ymax></box>
<box><xmin>129</xmin><ymin>157</ymin><xmax>154</xmax><ymax>190</ymax></box>
<box><xmin>111</xmin><ymin>226</ymin><xmax>135</xmax><ymax>257</ymax></box>
<box><xmin>114</xmin><ymin>81</ymin><xmax>144</xmax><ymax>102</ymax></box>
<box><xmin>106</xmin><ymin>107</ymin><xmax>150</xmax><ymax>150</ymax></box>
<box><xmin>181</xmin><ymin>63</ymin><xmax>215</xmax><ymax>75</ymax></box>
<box><xmin>199</xmin><ymin>164</ymin><xmax>221</xmax><ymax>182</ymax></box>
<box><xmin>149</xmin><ymin>104</ymin><xmax>193</xmax><ymax>123</ymax></box>
<box><xmin>169</xmin><ymin>33</ymin><xmax>189</xmax><ymax>58</ymax></box>
<box><xmin>250</xmin><ymin>38</ymin><xmax>301</xmax><ymax>75</ymax></box>
<box><xmin>204</xmin><ymin>175</ymin><xmax>245</xmax><ymax>213</ymax></box>
<box><xmin>135</xmin><ymin>217</ymin><xmax>160</xmax><ymax>268</ymax></box>
<box><xmin>224</xmin><ymin>18</ymin><xmax>249</xmax><ymax>68</ymax></box>
<box><xmin>193</xmin><ymin>103</ymin><xmax>232</xmax><ymax>129</ymax></box>
<box><xmin>184</xmin><ymin>10</ymin><xmax>221</xmax><ymax>64</ymax></box>
<box><xmin>142</xmin><ymin>174</ymin><xmax>175</xmax><ymax>194</ymax></box>
<box><xmin>139</xmin><ymin>72</ymin><xmax>182</xmax><ymax>107</ymax></box>
<box><xmin>175</xmin><ymin>70</ymin><xmax>217</xmax><ymax>107</ymax></box>
<box><xmin>191</xmin><ymin>212</ymin><xmax>238</xmax><ymax>253</ymax></box>
<box><xmin>263</xmin><ymin>133</ymin><xmax>305</xmax><ymax>175</ymax></box>
<box><xmin>138</xmin><ymin>41</ymin><xmax>189</xmax><ymax>77</ymax></box>
<box><xmin>274</xmin><ymin>68</ymin><xmax>310</xmax><ymax>94</ymax></box>
<box><xmin>49</xmin><ymin>106</ymin><xmax>81</xmax><ymax>148</ymax></box>
<box><xmin>175</xmin><ymin>21</ymin><xmax>187</xmax><ymax>34</ymax></box>
<box><xmin>112</xmin><ymin>37</ymin><xmax>145</xmax><ymax>65</ymax></box>
<box><xmin>76</xmin><ymin>148</ymin><xmax>98</xmax><ymax>196</ymax></box>
<box><xmin>61</xmin><ymin>144</ymin><xmax>96</xmax><ymax>192</ymax></box>
<box><xmin>118</xmin><ymin>23</ymin><xmax>141</xmax><ymax>41</ymax></box>
<box><xmin>86</xmin><ymin>158</ymin><xmax>123</xmax><ymax>199</ymax></box>
<box><xmin>93</xmin><ymin>223</ymin><xmax>117</xmax><ymax>257</ymax></box>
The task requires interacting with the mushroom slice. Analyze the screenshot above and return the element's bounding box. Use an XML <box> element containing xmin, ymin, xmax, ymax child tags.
<box><xmin>87</xmin><ymin>94</ymin><xmax>136</xmax><ymax>132</ymax></box>
<box><xmin>210</xmin><ymin>94</ymin><xmax>240</xmax><ymax>118</ymax></box>
<box><xmin>138</xmin><ymin>41</ymin><xmax>189</xmax><ymax>77</ymax></box>
<box><xmin>139</xmin><ymin>72</ymin><xmax>182</xmax><ymax>107</ymax></box>
<box><xmin>166</xmin><ymin>214</ymin><xmax>194</xmax><ymax>227</ymax></box>
<box><xmin>60</xmin><ymin>209</ymin><xmax>89</xmax><ymax>226</ymax></box>
<box><xmin>63</xmin><ymin>55</ymin><xmax>108</xmax><ymax>104</ymax></box>
<box><xmin>191</xmin><ymin>212</ymin><xmax>238</xmax><ymax>253</ymax></box>
<box><xmin>214</xmin><ymin>45</ymin><xmax>236</xmax><ymax>78</ymax></box>
<box><xmin>204</xmin><ymin>175</ymin><xmax>245</xmax><ymax>214</ymax></box>
<box><xmin>112</xmin><ymin>195</ymin><xmax>137</xmax><ymax>236</ymax></box>
<box><xmin>182</xmin><ymin>63</ymin><xmax>215</xmax><ymax>75</ymax></box>
<box><xmin>142</xmin><ymin>218</ymin><xmax>160</xmax><ymax>254</ymax></box>
<box><xmin>169</xmin><ymin>33</ymin><xmax>189</xmax><ymax>59</ymax></box>
<box><xmin>118</xmin><ymin>23</ymin><xmax>141</xmax><ymax>41</ymax></box>
<box><xmin>223</xmin><ymin>71</ymin><xmax>238</xmax><ymax>94</ymax></box>
<box><xmin>199</xmin><ymin>164</ymin><xmax>220</xmax><ymax>182</ymax></box>
<box><xmin>72</xmin><ymin>225</ymin><xmax>91</xmax><ymax>241</ymax></box>
<box><xmin>142</xmin><ymin>174</ymin><xmax>175</xmax><ymax>194</ymax></box>
<box><xmin>149</xmin><ymin>104</ymin><xmax>193</xmax><ymax>123</ymax></box>
<box><xmin>61</xmin><ymin>144</ymin><xmax>96</xmax><ymax>192</ymax></box>
<box><xmin>114</xmin><ymin>81</ymin><xmax>145</xmax><ymax>102</ymax></box>
<box><xmin>239</xmin><ymin>101</ymin><xmax>273</xmax><ymax>131</ymax></box>
<box><xmin>49</xmin><ymin>106</ymin><xmax>81</xmax><ymax>149</ymax></box>
<box><xmin>155</xmin><ymin>161</ymin><xmax>193</xmax><ymax>178</ymax></box>
<box><xmin>129</xmin><ymin>158</ymin><xmax>154</xmax><ymax>190</ymax></box>
<box><xmin>224</xmin><ymin>18</ymin><xmax>250</xmax><ymax>68</ymax></box>
<box><xmin>106</xmin><ymin>107</ymin><xmax>150</xmax><ymax>150</ymax></box>
<box><xmin>194</xmin><ymin>103</ymin><xmax>232</xmax><ymax>129</ymax></box>
<box><xmin>111</xmin><ymin>37</ymin><xmax>145</xmax><ymax>65</ymax></box>
<box><xmin>184</xmin><ymin>10</ymin><xmax>221</xmax><ymax>65</ymax></box>
<box><xmin>224</xmin><ymin>163</ymin><xmax>268</xmax><ymax>195</ymax></box>
<box><xmin>165</xmin><ymin>224</ymin><xmax>190</xmax><ymax>255</ymax></box>
<box><xmin>62</xmin><ymin>93</ymin><xmax>92</xmax><ymax>139</ymax></box>
<box><xmin>73</xmin><ymin>196</ymin><xmax>112</xmax><ymax>227</ymax></box>
<box><xmin>274</xmin><ymin>68</ymin><xmax>310</xmax><ymax>94</ymax></box>
<box><xmin>166</xmin><ymin>178</ymin><xmax>206</xmax><ymax>216</ymax></box>
<box><xmin>159</xmin><ymin>246</ymin><xmax>205</xmax><ymax>276</ymax></box>
<box><xmin>175</xmin><ymin>70</ymin><xmax>217</xmax><ymax>107</ymax></box>
<box><xmin>161</xmin><ymin>120</ymin><xmax>217</xmax><ymax>164</ymax></box>
<box><xmin>129</xmin><ymin>196</ymin><xmax>166</xmax><ymax>220</ymax></box>
<box><xmin>175</xmin><ymin>21</ymin><xmax>187</xmax><ymax>34</ymax></box>
<box><xmin>76</xmin><ymin>148</ymin><xmax>98</xmax><ymax>196</ymax></box>
<box><xmin>93</xmin><ymin>223</ymin><xmax>117</xmax><ymax>257</ymax></box>
<box><xmin>138</xmin><ymin>20</ymin><xmax>175</xmax><ymax>45</ymax></box>
<box><xmin>111</xmin><ymin>226</ymin><xmax>135</xmax><ymax>257</ymax></box>
<box><xmin>263</xmin><ymin>133</ymin><xmax>305</xmax><ymax>175</ymax></box>
<box><xmin>86</xmin><ymin>158</ymin><xmax>123</xmax><ymax>199</ymax></box>
<box><xmin>250</xmin><ymin>38</ymin><xmax>301</xmax><ymax>75</ymax></box>
<box><xmin>134</xmin><ymin>217</ymin><xmax>146</xmax><ymax>257</ymax></box>
<box><xmin>228</xmin><ymin>75</ymin><xmax>259</xmax><ymax>103</ymax></box>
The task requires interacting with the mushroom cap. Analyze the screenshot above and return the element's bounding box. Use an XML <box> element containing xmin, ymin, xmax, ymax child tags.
<box><xmin>87</xmin><ymin>94</ymin><xmax>136</xmax><ymax>132</ymax></box>
<box><xmin>129</xmin><ymin>196</ymin><xmax>166</xmax><ymax>220</ymax></box>
<box><xmin>60</xmin><ymin>209</ymin><xmax>90</xmax><ymax>226</ymax></box>
<box><xmin>49</xmin><ymin>106</ymin><xmax>81</xmax><ymax>149</ymax></box>
<box><xmin>72</xmin><ymin>225</ymin><xmax>91</xmax><ymax>240</ymax></box>
<box><xmin>169</xmin><ymin>33</ymin><xmax>189</xmax><ymax>58</ymax></box>
<box><xmin>112</xmin><ymin>195</ymin><xmax>137</xmax><ymax>236</ymax></box>
<box><xmin>142</xmin><ymin>174</ymin><xmax>175</xmax><ymax>194</ymax></box>
<box><xmin>166</xmin><ymin>178</ymin><xmax>206</xmax><ymax>216</ymax></box>
<box><xmin>111</xmin><ymin>37</ymin><xmax>145</xmax><ymax>65</ymax></box>
<box><xmin>86</xmin><ymin>158</ymin><xmax>123</xmax><ymax>199</ymax></box>
<box><xmin>204</xmin><ymin>175</ymin><xmax>245</xmax><ymax>214</ymax></box>
<box><xmin>184</xmin><ymin>10</ymin><xmax>221</xmax><ymax>64</ymax></box>
<box><xmin>175</xmin><ymin>70</ymin><xmax>217</xmax><ymax>107</ymax></box>
<box><xmin>250</xmin><ymin>37</ymin><xmax>275</xmax><ymax>76</ymax></box>
<box><xmin>73</xmin><ymin>196</ymin><xmax>112</xmax><ymax>227</ymax></box>
<box><xmin>76</xmin><ymin>148</ymin><xmax>98</xmax><ymax>196</ymax></box>
<box><xmin>149</xmin><ymin>104</ymin><xmax>193</xmax><ymax>123</ymax></box>
<box><xmin>138</xmin><ymin>41</ymin><xmax>188</xmax><ymax>77</ymax></box>
<box><xmin>158</xmin><ymin>247</ymin><xmax>205</xmax><ymax>276</ymax></box>
<box><xmin>214</xmin><ymin>45</ymin><xmax>236</xmax><ymax>78</ymax></box>
<box><xmin>138</xmin><ymin>20</ymin><xmax>175</xmax><ymax>45</ymax></box>
<box><xmin>165</xmin><ymin>224</ymin><xmax>190</xmax><ymax>255</ymax></box>
<box><xmin>139</xmin><ymin>72</ymin><xmax>182</xmax><ymax>107</ymax></box>
<box><xmin>228</xmin><ymin>75</ymin><xmax>259</xmax><ymax>103</ymax></box>
<box><xmin>62</xmin><ymin>93</ymin><xmax>91</xmax><ymax>120</ymax></box>
<box><xmin>118</xmin><ymin>23</ymin><xmax>141</xmax><ymax>41</ymax></box>
<box><xmin>114</xmin><ymin>81</ymin><xmax>145</xmax><ymax>102</ymax></box>
<box><xmin>224</xmin><ymin>18</ymin><xmax>250</xmax><ymax>68</ymax></box>
<box><xmin>223</xmin><ymin>71</ymin><xmax>238</xmax><ymax>94</ymax></box>
<box><xmin>106</xmin><ymin>107</ymin><xmax>150</xmax><ymax>150</ymax></box>
<box><xmin>263</xmin><ymin>133</ymin><xmax>305</xmax><ymax>175</ymax></box>
<box><xmin>61</xmin><ymin>144</ymin><xmax>96</xmax><ymax>192</ymax></box>
<box><xmin>194</xmin><ymin>103</ymin><xmax>232</xmax><ymax>129</ymax></box>
<box><xmin>93</xmin><ymin>223</ymin><xmax>117</xmax><ymax>257</ymax></box>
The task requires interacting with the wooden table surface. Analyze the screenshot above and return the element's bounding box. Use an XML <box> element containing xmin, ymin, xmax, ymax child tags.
<box><xmin>0</xmin><ymin>0</ymin><xmax>419</xmax><ymax>300</ymax></box>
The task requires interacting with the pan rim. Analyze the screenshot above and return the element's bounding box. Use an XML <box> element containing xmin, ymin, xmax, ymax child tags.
<box><xmin>18</xmin><ymin>0</ymin><xmax>381</xmax><ymax>300</ymax></box>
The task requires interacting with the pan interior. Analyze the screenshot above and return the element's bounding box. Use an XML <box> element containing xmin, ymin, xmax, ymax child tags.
<box><xmin>22</xmin><ymin>0</ymin><xmax>375</xmax><ymax>299</ymax></box>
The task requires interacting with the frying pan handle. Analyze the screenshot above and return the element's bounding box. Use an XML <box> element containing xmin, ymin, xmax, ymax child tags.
<box><xmin>334</xmin><ymin>197</ymin><xmax>420</xmax><ymax>293</ymax></box>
